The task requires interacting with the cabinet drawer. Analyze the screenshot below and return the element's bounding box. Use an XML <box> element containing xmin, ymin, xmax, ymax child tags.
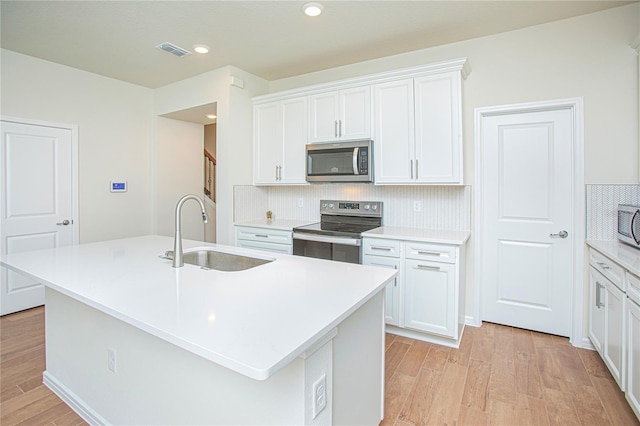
<box><xmin>363</xmin><ymin>239</ymin><xmax>401</xmax><ymax>258</ymax></box>
<box><xmin>405</xmin><ymin>242</ymin><xmax>456</xmax><ymax>263</ymax></box>
<box><xmin>236</xmin><ymin>227</ymin><xmax>292</xmax><ymax>245</ymax></box>
<box><xmin>627</xmin><ymin>271</ymin><xmax>640</xmax><ymax>305</ymax></box>
<box><xmin>590</xmin><ymin>249</ymin><xmax>625</xmax><ymax>292</ymax></box>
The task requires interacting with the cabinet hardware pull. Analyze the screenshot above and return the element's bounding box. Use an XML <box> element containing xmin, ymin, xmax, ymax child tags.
<box><xmin>595</xmin><ymin>281</ymin><xmax>605</xmax><ymax>308</ymax></box>
<box><xmin>255</xmin><ymin>234</ymin><xmax>269</xmax><ymax>238</ymax></box>
<box><xmin>417</xmin><ymin>264</ymin><xmax>440</xmax><ymax>271</ymax></box>
<box><xmin>371</xmin><ymin>246</ymin><xmax>392</xmax><ymax>251</ymax></box>
<box><xmin>410</xmin><ymin>160</ymin><xmax>414</xmax><ymax>179</ymax></box>
<box><xmin>417</xmin><ymin>250</ymin><xmax>442</xmax><ymax>256</ymax></box>
<box><xmin>415</xmin><ymin>159</ymin><xmax>418</xmax><ymax>180</ymax></box>
<box><xmin>596</xmin><ymin>261</ymin><xmax>610</xmax><ymax>270</ymax></box>
<box><xmin>334</xmin><ymin>120</ymin><xmax>338</xmax><ymax>138</ymax></box>
<box><xmin>338</xmin><ymin>120</ymin><xmax>342</xmax><ymax>138</ymax></box>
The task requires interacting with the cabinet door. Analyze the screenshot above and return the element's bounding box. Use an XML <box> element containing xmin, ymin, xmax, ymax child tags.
<box><xmin>309</xmin><ymin>92</ymin><xmax>339</xmax><ymax>142</ymax></box>
<box><xmin>254</xmin><ymin>101</ymin><xmax>283</xmax><ymax>184</ymax></box>
<box><xmin>373</xmin><ymin>79</ymin><xmax>415</xmax><ymax>184</ymax></box>
<box><xmin>414</xmin><ymin>72</ymin><xmax>462</xmax><ymax>184</ymax></box>
<box><xmin>588</xmin><ymin>267</ymin><xmax>606</xmax><ymax>355</ymax></box>
<box><xmin>339</xmin><ymin>86</ymin><xmax>371</xmax><ymax>141</ymax></box>
<box><xmin>627</xmin><ymin>297</ymin><xmax>640</xmax><ymax>418</ymax></box>
<box><xmin>363</xmin><ymin>255</ymin><xmax>401</xmax><ymax>326</ymax></box>
<box><xmin>403</xmin><ymin>259</ymin><xmax>456</xmax><ymax>338</ymax></box>
<box><xmin>280</xmin><ymin>97</ymin><xmax>308</xmax><ymax>184</ymax></box>
<box><xmin>604</xmin><ymin>280</ymin><xmax>626</xmax><ymax>389</ymax></box>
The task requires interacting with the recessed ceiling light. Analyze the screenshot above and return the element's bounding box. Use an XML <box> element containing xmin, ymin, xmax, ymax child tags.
<box><xmin>206</xmin><ymin>114</ymin><xmax>217</xmax><ymax>120</ymax></box>
<box><xmin>302</xmin><ymin>2</ymin><xmax>323</xmax><ymax>17</ymax></box>
<box><xmin>193</xmin><ymin>44</ymin><xmax>210</xmax><ymax>54</ymax></box>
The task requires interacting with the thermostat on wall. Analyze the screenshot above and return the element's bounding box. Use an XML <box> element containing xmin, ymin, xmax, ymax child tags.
<box><xmin>110</xmin><ymin>181</ymin><xmax>127</xmax><ymax>192</ymax></box>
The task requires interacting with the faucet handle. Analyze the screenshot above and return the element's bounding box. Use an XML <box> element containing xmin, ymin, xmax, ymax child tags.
<box><xmin>160</xmin><ymin>250</ymin><xmax>174</xmax><ymax>260</ymax></box>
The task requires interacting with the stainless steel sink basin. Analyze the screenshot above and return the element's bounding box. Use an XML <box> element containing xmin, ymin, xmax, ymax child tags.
<box><xmin>162</xmin><ymin>248</ymin><xmax>274</xmax><ymax>271</ymax></box>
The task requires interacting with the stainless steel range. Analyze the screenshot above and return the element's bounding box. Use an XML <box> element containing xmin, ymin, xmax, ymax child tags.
<box><xmin>293</xmin><ymin>200</ymin><xmax>383</xmax><ymax>264</ymax></box>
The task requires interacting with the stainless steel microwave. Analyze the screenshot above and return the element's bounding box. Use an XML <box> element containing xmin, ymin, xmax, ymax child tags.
<box><xmin>306</xmin><ymin>140</ymin><xmax>373</xmax><ymax>183</ymax></box>
<box><xmin>618</xmin><ymin>204</ymin><xmax>640</xmax><ymax>248</ymax></box>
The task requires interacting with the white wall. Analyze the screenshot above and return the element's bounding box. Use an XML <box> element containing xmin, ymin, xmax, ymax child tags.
<box><xmin>156</xmin><ymin>117</ymin><xmax>205</xmax><ymax>240</ymax></box>
<box><xmin>0</xmin><ymin>49</ymin><xmax>154</xmax><ymax>243</ymax></box>
<box><xmin>154</xmin><ymin>66</ymin><xmax>269</xmax><ymax>245</ymax></box>
<box><xmin>270</xmin><ymin>4</ymin><xmax>640</xmax><ymax>184</ymax></box>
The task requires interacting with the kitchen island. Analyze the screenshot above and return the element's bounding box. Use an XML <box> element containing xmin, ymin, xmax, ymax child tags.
<box><xmin>0</xmin><ymin>235</ymin><xmax>396</xmax><ymax>425</ymax></box>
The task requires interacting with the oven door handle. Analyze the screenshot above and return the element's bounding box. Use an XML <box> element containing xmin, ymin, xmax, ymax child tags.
<box><xmin>293</xmin><ymin>232</ymin><xmax>362</xmax><ymax>246</ymax></box>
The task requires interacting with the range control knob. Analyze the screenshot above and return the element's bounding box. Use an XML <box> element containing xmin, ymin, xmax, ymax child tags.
<box><xmin>321</xmin><ymin>203</ymin><xmax>327</xmax><ymax>208</ymax></box>
<box><xmin>328</xmin><ymin>203</ymin><xmax>334</xmax><ymax>209</ymax></box>
<box><xmin>372</xmin><ymin>204</ymin><xmax>378</xmax><ymax>210</ymax></box>
<box><xmin>364</xmin><ymin>204</ymin><xmax>370</xmax><ymax>210</ymax></box>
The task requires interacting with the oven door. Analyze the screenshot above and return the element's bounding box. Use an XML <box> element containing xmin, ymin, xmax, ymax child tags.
<box><xmin>293</xmin><ymin>233</ymin><xmax>362</xmax><ymax>264</ymax></box>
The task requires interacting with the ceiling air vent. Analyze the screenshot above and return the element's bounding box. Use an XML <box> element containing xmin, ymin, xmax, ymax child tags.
<box><xmin>156</xmin><ymin>42</ymin><xmax>192</xmax><ymax>57</ymax></box>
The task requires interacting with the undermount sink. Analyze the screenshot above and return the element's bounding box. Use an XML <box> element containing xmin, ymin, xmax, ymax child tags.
<box><xmin>162</xmin><ymin>247</ymin><xmax>274</xmax><ymax>272</ymax></box>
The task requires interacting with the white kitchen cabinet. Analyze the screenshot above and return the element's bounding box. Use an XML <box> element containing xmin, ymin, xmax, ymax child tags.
<box><xmin>627</xmin><ymin>289</ymin><xmax>640</xmax><ymax>419</ymax></box>
<box><xmin>363</xmin><ymin>235</ymin><xmax>465</xmax><ymax>347</ymax></box>
<box><xmin>373</xmin><ymin>71</ymin><xmax>463</xmax><ymax>184</ymax></box>
<box><xmin>404</xmin><ymin>258</ymin><xmax>456</xmax><ymax>337</ymax></box>
<box><xmin>235</xmin><ymin>225</ymin><xmax>293</xmax><ymax>254</ymax></box>
<box><xmin>309</xmin><ymin>86</ymin><xmax>371</xmax><ymax>142</ymax></box>
<box><xmin>254</xmin><ymin>97</ymin><xmax>307</xmax><ymax>185</ymax></box>
<box><xmin>588</xmin><ymin>266</ymin><xmax>606</xmax><ymax>354</ymax></box>
<box><xmin>588</xmin><ymin>248</ymin><xmax>627</xmax><ymax>390</ymax></box>
<box><xmin>363</xmin><ymin>253</ymin><xmax>401</xmax><ymax>326</ymax></box>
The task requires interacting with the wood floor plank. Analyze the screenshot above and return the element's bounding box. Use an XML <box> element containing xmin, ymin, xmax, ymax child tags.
<box><xmin>488</xmin><ymin>351</ymin><xmax>517</xmax><ymax>404</ymax></box>
<box><xmin>458</xmin><ymin>405</ymin><xmax>489</xmax><ymax>426</ymax></box>
<box><xmin>591</xmin><ymin>375</ymin><xmax>640</xmax><ymax>426</ymax></box>
<box><xmin>398</xmin><ymin>367</ymin><xmax>442</xmax><ymax>425</ymax></box>
<box><xmin>461</xmin><ymin>359</ymin><xmax>491</xmax><ymax>412</ymax></box>
<box><xmin>470</xmin><ymin>322</ymin><xmax>494</xmax><ymax>363</ymax></box>
<box><xmin>380</xmin><ymin>372</ymin><xmax>415</xmax><ymax>426</ymax></box>
<box><xmin>385</xmin><ymin>341</ymin><xmax>411</xmax><ymax>381</ymax></box>
<box><xmin>514</xmin><ymin>351</ymin><xmax>542</xmax><ymax>398</ymax></box>
<box><xmin>542</xmin><ymin>387</ymin><xmax>581</xmax><ymax>426</ymax></box>
<box><xmin>487</xmin><ymin>398</ymin><xmax>518</xmax><ymax>426</ymax></box>
<box><xmin>576</xmin><ymin>347</ymin><xmax>612</xmax><ymax>380</ymax></box>
<box><xmin>566</xmin><ymin>382</ymin><xmax>612</xmax><ymax>425</ymax></box>
<box><xmin>515</xmin><ymin>393</ymin><xmax>550</xmax><ymax>426</ymax></box>
<box><xmin>397</xmin><ymin>340</ymin><xmax>431</xmax><ymax>377</ymax></box>
<box><xmin>448</xmin><ymin>325</ymin><xmax>474</xmax><ymax>366</ymax></box>
<box><xmin>422</xmin><ymin>345</ymin><xmax>450</xmax><ymax>371</ymax></box>
<box><xmin>424</xmin><ymin>362</ymin><xmax>467</xmax><ymax>425</ymax></box>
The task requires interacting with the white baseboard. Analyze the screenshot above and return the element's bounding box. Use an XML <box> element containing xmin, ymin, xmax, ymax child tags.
<box><xmin>465</xmin><ymin>315</ymin><xmax>481</xmax><ymax>327</ymax></box>
<box><xmin>577</xmin><ymin>336</ymin><xmax>596</xmax><ymax>350</ymax></box>
<box><xmin>43</xmin><ymin>371</ymin><xmax>108</xmax><ymax>426</ymax></box>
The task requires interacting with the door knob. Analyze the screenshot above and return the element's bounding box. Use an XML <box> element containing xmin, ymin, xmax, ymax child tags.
<box><xmin>550</xmin><ymin>230</ymin><xmax>568</xmax><ymax>238</ymax></box>
<box><xmin>56</xmin><ymin>219</ymin><xmax>70</xmax><ymax>226</ymax></box>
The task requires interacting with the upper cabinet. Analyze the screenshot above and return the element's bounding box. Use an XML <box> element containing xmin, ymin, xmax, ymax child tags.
<box><xmin>373</xmin><ymin>71</ymin><xmax>463</xmax><ymax>184</ymax></box>
<box><xmin>309</xmin><ymin>86</ymin><xmax>371</xmax><ymax>142</ymax></box>
<box><xmin>252</xmin><ymin>58</ymin><xmax>470</xmax><ymax>186</ymax></box>
<box><xmin>254</xmin><ymin>96</ymin><xmax>308</xmax><ymax>185</ymax></box>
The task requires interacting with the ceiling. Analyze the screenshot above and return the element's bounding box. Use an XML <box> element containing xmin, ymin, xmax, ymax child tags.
<box><xmin>1</xmin><ymin>1</ymin><xmax>635</xmax><ymax>90</ymax></box>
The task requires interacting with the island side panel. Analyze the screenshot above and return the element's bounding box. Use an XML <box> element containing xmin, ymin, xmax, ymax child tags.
<box><xmin>332</xmin><ymin>290</ymin><xmax>385</xmax><ymax>425</ymax></box>
<box><xmin>44</xmin><ymin>288</ymin><xmax>306</xmax><ymax>425</ymax></box>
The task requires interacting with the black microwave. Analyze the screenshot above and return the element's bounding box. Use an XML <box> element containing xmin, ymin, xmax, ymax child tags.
<box><xmin>306</xmin><ymin>140</ymin><xmax>373</xmax><ymax>183</ymax></box>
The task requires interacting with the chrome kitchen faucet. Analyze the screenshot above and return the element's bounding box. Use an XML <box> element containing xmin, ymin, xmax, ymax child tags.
<box><xmin>172</xmin><ymin>194</ymin><xmax>207</xmax><ymax>268</ymax></box>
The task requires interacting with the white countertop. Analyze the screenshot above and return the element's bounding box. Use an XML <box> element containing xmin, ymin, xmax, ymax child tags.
<box><xmin>234</xmin><ymin>219</ymin><xmax>315</xmax><ymax>231</ymax></box>
<box><xmin>0</xmin><ymin>235</ymin><xmax>395</xmax><ymax>380</ymax></box>
<box><xmin>363</xmin><ymin>226</ymin><xmax>471</xmax><ymax>245</ymax></box>
<box><xmin>586</xmin><ymin>240</ymin><xmax>640</xmax><ymax>277</ymax></box>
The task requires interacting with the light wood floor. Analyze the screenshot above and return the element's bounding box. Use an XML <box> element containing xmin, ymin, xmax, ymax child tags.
<box><xmin>1</xmin><ymin>307</ymin><xmax>638</xmax><ymax>425</ymax></box>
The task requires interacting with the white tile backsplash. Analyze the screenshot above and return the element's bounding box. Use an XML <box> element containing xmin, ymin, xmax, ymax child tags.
<box><xmin>234</xmin><ymin>184</ymin><xmax>471</xmax><ymax>230</ymax></box>
<box><xmin>586</xmin><ymin>184</ymin><xmax>640</xmax><ymax>240</ymax></box>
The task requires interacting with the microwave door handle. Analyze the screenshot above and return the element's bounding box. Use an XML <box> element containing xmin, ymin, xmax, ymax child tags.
<box><xmin>633</xmin><ymin>210</ymin><xmax>640</xmax><ymax>244</ymax></box>
<box><xmin>353</xmin><ymin>148</ymin><xmax>359</xmax><ymax>175</ymax></box>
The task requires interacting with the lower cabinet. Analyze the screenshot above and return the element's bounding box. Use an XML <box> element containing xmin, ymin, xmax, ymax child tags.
<box><xmin>627</xmin><ymin>294</ymin><xmax>640</xmax><ymax>419</ymax></box>
<box><xmin>362</xmin><ymin>255</ymin><xmax>400</xmax><ymax>326</ymax></box>
<box><xmin>363</xmin><ymin>237</ymin><xmax>466</xmax><ymax>347</ymax></box>
<box><xmin>235</xmin><ymin>226</ymin><xmax>293</xmax><ymax>254</ymax></box>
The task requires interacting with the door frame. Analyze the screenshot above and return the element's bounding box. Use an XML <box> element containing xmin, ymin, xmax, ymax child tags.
<box><xmin>1</xmin><ymin>116</ymin><xmax>80</xmax><ymax>246</ymax></box>
<box><xmin>473</xmin><ymin>98</ymin><xmax>585</xmax><ymax>347</ymax></box>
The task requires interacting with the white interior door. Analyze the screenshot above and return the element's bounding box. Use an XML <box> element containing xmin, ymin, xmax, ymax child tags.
<box><xmin>1</xmin><ymin>119</ymin><xmax>76</xmax><ymax>315</ymax></box>
<box><xmin>478</xmin><ymin>107</ymin><xmax>574</xmax><ymax>336</ymax></box>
